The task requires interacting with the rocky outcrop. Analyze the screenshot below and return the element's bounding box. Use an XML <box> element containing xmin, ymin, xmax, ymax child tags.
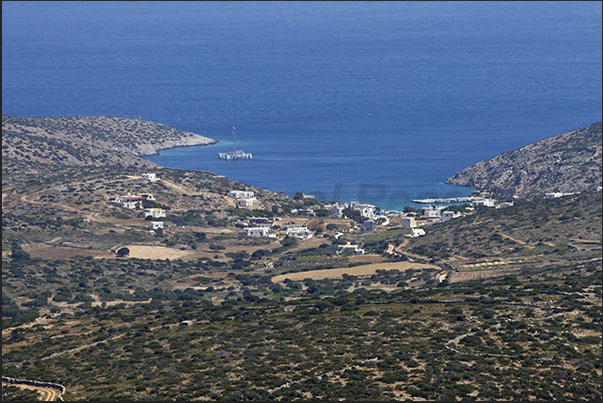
<box><xmin>445</xmin><ymin>122</ymin><xmax>602</xmax><ymax>199</ymax></box>
<box><xmin>2</xmin><ymin>115</ymin><xmax>218</xmax><ymax>167</ymax></box>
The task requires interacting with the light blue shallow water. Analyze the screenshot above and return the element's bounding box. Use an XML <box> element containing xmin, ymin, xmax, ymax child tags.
<box><xmin>3</xmin><ymin>1</ymin><xmax>601</xmax><ymax>210</ymax></box>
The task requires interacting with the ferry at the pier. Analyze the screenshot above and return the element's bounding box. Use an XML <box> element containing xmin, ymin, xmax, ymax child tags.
<box><xmin>219</xmin><ymin>127</ymin><xmax>252</xmax><ymax>160</ymax></box>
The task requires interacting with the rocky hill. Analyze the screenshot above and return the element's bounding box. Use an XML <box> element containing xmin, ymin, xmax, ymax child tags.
<box><xmin>2</xmin><ymin>115</ymin><xmax>217</xmax><ymax>168</ymax></box>
<box><xmin>445</xmin><ymin>122</ymin><xmax>602</xmax><ymax>198</ymax></box>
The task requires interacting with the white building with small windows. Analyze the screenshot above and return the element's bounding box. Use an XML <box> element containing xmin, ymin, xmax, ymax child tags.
<box><xmin>241</xmin><ymin>227</ymin><xmax>270</xmax><ymax>237</ymax></box>
<box><xmin>230</xmin><ymin>190</ymin><xmax>255</xmax><ymax>200</ymax></box>
<box><xmin>141</xmin><ymin>173</ymin><xmax>158</xmax><ymax>182</ymax></box>
<box><xmin>336</xmin><ymin>244</ymin><xmax>365</xmax><ymax>255</ymax></box>
<box><xmin>151</xmin><ymin>221</ymin><xmax>164</xmax><ymax>229</ymax></box>
<box><xmin>143</xmin><ymin>208</ymin><xmax>166</xmax><ymax>218</ymax></box>
<box><xmin>406</xmin><ymin>228</ymin><xmax>426</xmax><ymax>237</ymax></box>
<box><xmin>440</xmin><ymin>211</ymin><xmax>461</xmax><ymax>222</ymax></box>
<box><xmin>287</xmin><ymin>226</ymin><xmax>313</xmax><ymax>239</ymax></box>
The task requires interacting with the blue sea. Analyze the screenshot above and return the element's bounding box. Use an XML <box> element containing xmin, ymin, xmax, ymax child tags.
<box><xmin>3</xmin><ymin>1</ymin><xmax>602</xmax><ymax>211</ymax></box>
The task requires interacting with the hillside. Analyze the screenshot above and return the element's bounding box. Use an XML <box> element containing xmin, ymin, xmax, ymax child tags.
<box><xmin>2</xmin><ymin>115</ymin><xmax>217</xmax><ymax>180</ymax></box>
<box><xmin>2</xmin><ymin>117</ymin><xmax>601</xmax><ymax>401</ymax></box>
<box><xmin>445</xmin><ymin>122</ymin><xmax>602</xmax><ymax>198</ymax></box>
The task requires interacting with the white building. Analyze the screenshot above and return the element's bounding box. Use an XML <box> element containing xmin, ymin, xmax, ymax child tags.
<box><xmin>141</xmin><ymin>173</ymin><xmax>158</xmax><ymax>182</ymax></box>
<box><xmin>359</xmin><ymin>219</ymin><xmax>374</xmax><ymax>232</ymax></box>
<box><xmin>471</xmin><ymin>198</ymin><xmax>496</xmax><ymax>207</ymax></box>
<box><xmin>230</xmin><ymin>190</ymin><xmax>255</xmax><ymax>200</ymax></box>
<box><xmin>544</xmin><ymin>192</ymin><xmax>576</xmax><ymax>199</ymax></box>
<box><xmin>287</xmin><ymin>226</ymin><xmax>313</xmax><ymax>239</ymax></box>
<box><xmin>422</xmin><ymin>206</ymin><xmax>445</xmax><ymax>218</ymax></box>
<box><xmin>236</xmin><ymin>197</ymin><xmax>257</xmax><ymax>209</ymax></box>
<box><xmin>336</xmin><ymin>244</ymin><xmax>365</xmax><ymax>255</ymax></box>
<box><xmin>325</xmin><ymin>203</ymin><xmax>347</xmax><ymax>218</ymax></box>
<box><xmin>241</xmin><ymin>227</ymin><xmax>270</xmax><ymax>237</ymax></box>
<box><xmin>113</xmin><ymin>194</ymin><xmax>155</xmax><ymax>209</ymax></box>
<box><xmin>406</xmin><ymin>228</ymin><xmax>426</xmax><ymax>238</ymax></box>
<box><xmin>151</xmin><ymin>221</ymin><xmax>164</xmax><ymax>229</ymax></box>
<box><xmin>249</xmin><ymin>217</ymin><xmax>273</xmax><ymax>228</ymax></box>
<box><xmin>143</xmin><ymin>208</ymin><xmax>166</xmax><ymax>218</ymax></box>
<box><xmin>400</xmin><ymin>217</ymin><xmax>417</xmax><ymax>229</ymax></box>
<box><xmin>440</xmin><ymin>211</ymin><xmax>461</xmax><ymax>222</ymax></box>
<box><xmin>350</xmin><ymin>201</ymin><xmax>377</xmax><ymax>219</ymax></box>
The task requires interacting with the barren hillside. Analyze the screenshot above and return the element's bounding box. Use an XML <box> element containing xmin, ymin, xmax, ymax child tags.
<box><xmin>445</xmin><ymin>122</ymin><xmax>602</xmax><ymax>198</ymax></box>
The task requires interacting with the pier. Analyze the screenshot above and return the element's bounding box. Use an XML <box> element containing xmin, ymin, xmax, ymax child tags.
<box><xmin>411</xmin><ymin>196</ymin><xmax>480</xmax><ymax>204</ymax></box>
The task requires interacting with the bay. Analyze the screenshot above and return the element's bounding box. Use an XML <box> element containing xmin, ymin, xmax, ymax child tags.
<box><xmin>2</xmin><ymin>1</ymin><xmax>601</xmax><ymax>210</ymax></box>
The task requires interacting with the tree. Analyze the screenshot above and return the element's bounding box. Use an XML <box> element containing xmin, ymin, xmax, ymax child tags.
<box><xmin>116</xmin><ymin>247</ymin><xmax>130</xmax><ymax>257</ymax></box>
<box><xmin>10</xmin><ymin>248</ymin><xmax>31</xmax><ymax>261</ymax></box>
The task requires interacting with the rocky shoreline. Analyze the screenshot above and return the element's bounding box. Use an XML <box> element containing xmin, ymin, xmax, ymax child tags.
<box><xmin>445</xmin><ymin>122</ymin><xmax>602</xmax><ymax>199</ymax></box>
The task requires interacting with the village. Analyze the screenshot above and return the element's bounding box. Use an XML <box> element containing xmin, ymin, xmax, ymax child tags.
<box><xmin>108</xmin><ymin>171</ymin><xmax>528</xmax><ymax>254</ymax></box>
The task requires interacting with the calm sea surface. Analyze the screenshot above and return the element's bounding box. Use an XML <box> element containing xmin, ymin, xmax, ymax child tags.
<box><xmin>3</xmin><ymin>1</ymin><xmax>602</xmax><ymax>210</ymax></box>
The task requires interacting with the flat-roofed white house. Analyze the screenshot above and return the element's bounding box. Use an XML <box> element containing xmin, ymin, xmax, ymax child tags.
<box><xmin>406</xmin><ymin>228</ymin><xmax>426</xmax><ymax>237</ymax></box>
<box><xmin>230</xmin><ymin>190</ymin><xmax>255</xmax><ymax>200</ymax></box>
<box><xmin>543</xmin><ymin>192</ymin><xmax>576</xmax><ymax>199</ymax></box>
<box><xmin>143</xmin><ymin>208</ymin><xmax>166</xmax><ymax>219</ymax></box>
<box><xmin>325</xmin><ymin>203</ymin><xmax>347</xmax><ymax>218</ymax></box>
<box><xmin>114</xmin><ymin>194</ymin><xmax>155</xmax><ymax>209</ymax></box>
<box><xmin>471</xmin><ymin>198</ymin><xmax>495</xmax><ymax>207</ymax></box>
<box><xmin>287</xmin><ymin>226</ymin><xmax>313</xmax><ymax>239</ymax></box>
<box><xmin>249</xmin><ymin>217</ymin><xmax>273</xmax><ymax>228</ymax></box>
<box><xmin>151</xmin><ymin>221</ymin><xmax>164</xmax><ymax>229</ymax></box>
<box><xmin>440</xmin><ymin>211</ymin><xmax>461</xmax><ymax>222</ymax></box>
<box><xmin>141</xmin><ymin>173</ymin><xmax>158</xmax><ymax>182</ymax></box>
<box><xmin>422</xmin><ymin>206</ymin><xmax>445</xmax><ymax>218</ymax></box>
<box><xmin>359</xmin><ymin>219</ymin><xmax>374</xmax><ymax>232</ymax></box>
<box><xmin>400</xmin><ymin>216</ymin><xmax>417</xmax><ymax>228</ymax></box>
<box><xmin>236</xmin><ymin>197</ymin><xmax>257</xmax><ymax>209</ymax></box>
<box><xmin>336</xmin><ymin>244</ymin><xmax>365</xmax><ymax>255</ymax></box>
<box><xmin>241</xmin><ymin>227</ymin><xmax>270</xmax><ymax>237</ymax></box>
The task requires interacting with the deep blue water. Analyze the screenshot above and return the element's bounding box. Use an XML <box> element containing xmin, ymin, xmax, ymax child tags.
<box><xmin>3</xmin><ymin>1</ymin><xmax>601</xmax><ymax>210</ymax></box>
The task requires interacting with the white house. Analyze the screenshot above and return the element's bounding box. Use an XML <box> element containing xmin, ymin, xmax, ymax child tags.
<box><xmin>422</xmin><ymin>206</ymin><xmax>445</xmax><ymax>218</ymax></box>
<box><xmin>325</xmin><ymin>203</ymin><xmax>347</xmax><ymax>218</ymax></box>
<box><xmin>287</xmin><ymin>226</ymin><xmax>313</xmax><ymax>239</ymax></box>
<box><xmin>141</xmin><ymin>173</ymin><xmax>158</xmax><ymax>182</ymax></box>
<box><xmin>350</xmin><ymin>201</ymin><xmax>377</xmax><ymax>219</ymax></box>
<box><xmin>230</xmin><ymin>190</ymin><xmax>255</xmax><ymax>200</ymax></box>
<box><xmin>114</xmin><ymin>193</ymin><xmax>156</xmax><ymax>209</ymax></box>
<box><xmin>544</xmin><ymin>192</ymin><xmax>576</xmax><ymax>199</ymax></box>
<box><xmin>359</xmin><ymin>219</ymin><xmax>375</xmax><ymax>232</ymax></box>
<box><xmin>400</xmin><ymin>217</ymin><xmax>417</xmax><ymax>229</ymax></box>
<box><xmin>471</xmin><ymin>198</ymin><xmax>496</xmax><ymax>207</ymax></box>
<box><xmin>151</xmin><ymin>221</ymin><xmax>164</xmax><ymax>229</ymax></box>
<box><xmin>241</xmin><ymin>227</ymin><xmax>270</xmax><ymax>237</ymax></box>
<box><xmin>440</xmin><ymin>211</ymin><xmax>461</xmax><ymax>222</ymax></box>
<box><xmin>406</xmin><ymin>228</ymin><xmax>426</xmax><ymax>238</ymax></box>
<box><xmin>336</xmin><ymin>244</ymin><xmax>365</xmax><ymax>255</ymax></box>
<box><xmin>236</xmin><ymin>197</ymin><xmax>257</xmax><ymax>209</ymax></box>
<box><xmin>143</xmin><ymin>208</ymin><xmax>166</xmax><ymax>219</ymax></box>
<box><xmin>249</xmin><ymin>217</ymin><xmax>273</xmax><ymax>228</ymax></box>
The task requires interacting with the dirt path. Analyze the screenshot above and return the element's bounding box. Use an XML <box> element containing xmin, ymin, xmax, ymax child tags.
<box><xmin>2</xmin><ymin>381</ymin><xmax>63</xmax><ymax>401</ymax></box>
